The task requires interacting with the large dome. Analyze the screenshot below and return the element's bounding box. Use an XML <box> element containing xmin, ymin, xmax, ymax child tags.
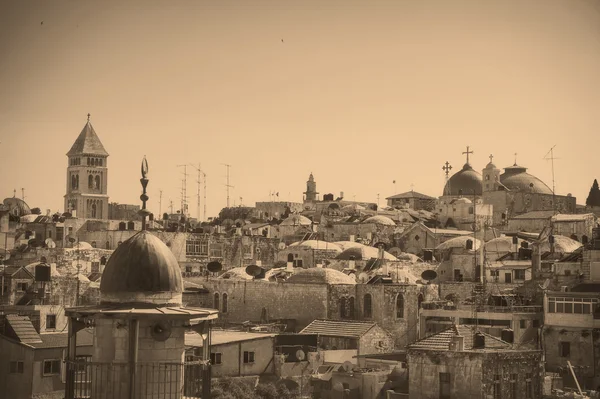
<box><xmin>363</xmin><ymin>215</ymin><xmax>396</xmax><ymax>226</ymax></box>
<box><xmin>500</xmin><ymin>165</ymin><xmax>552</xmax><ymax>194</ymax></box>
<box><xmin>3</xmin><ymin>197</ymin><xmax>31</xmax><ymax>217</ymax></box>
<box><xmin>100</xmin><ymin>231</ymin><xmax>183</xmax><ymax>305</ymax></box>
<box><xmin>443</xmin><ymin>163</ymin><xmax>482</xmax><ymax>196</ymax></box>
<box><xmin>286</xmin><ymin>268</ymin><xmax>356</xmax><ymax>285</ymax></box>
<box><xmin>280</xmin><ymin>214</ymin><xmax>312</xmax><ymax>226</ymax></box>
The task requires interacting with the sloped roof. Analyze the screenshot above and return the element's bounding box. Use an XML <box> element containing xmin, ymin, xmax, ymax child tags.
<box><xmin>300</xmin><ymin>319</ymin><xmax>377</xmax><ymax>338</ymax></box>
<box><xmin>67</xmin><ymin>121</ymin><xmax>109</xmax><ymax>156</ymax></box>
<box><xmin>386</xmin><ymin>191</ymin><xmax>435</xmax><ymax>200</ymax></box>
<box><xmin>511</xmin><ymin>210</ymin><xmax>556</xmax><ymax>220</ymax></box>
<box><xmin>408</xmin><ymin>325</ymin><xmax>511</xmax><ymax>351</ymax></box>
<box><xmin>5</xmin><ymin>315</ymin><xmax>42</xmax><ymax>344</ymax></box>
<box><xmin>29</xmin><ymin>329</ymin><xmax>94</xmax><ymax>349</ymax></box>
<box><xmin>551</xmin><ymin>213</ymin><xmax>595</xmax><ymax>222</ymax></box>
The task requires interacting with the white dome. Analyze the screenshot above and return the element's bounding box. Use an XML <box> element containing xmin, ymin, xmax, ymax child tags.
<box><xmin>436</xmin><ymin>236</ymin><xmax>481</xmax><ymax>251</ymax></box>
<box><xmin>363</xmin><ymin>215</ymin><xmax>396</xmax><ymax>226</ymax></box>
<box><xmin>280</xmin><ymin>214</ymin><xmax>312</xmax><ymax>226</ymax></box>
<box><xmin>288</xmin><ymin>240</ymin><xmax>342</xmax><ymax>252</ymax></box>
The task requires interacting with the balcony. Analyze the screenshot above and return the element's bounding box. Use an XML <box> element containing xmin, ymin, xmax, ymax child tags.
<box><xmin>422</xmin><ymin>302</ymin><xmax>542</xmax><ymax>314</ymax></box>
<box><xmin>65</xmin><ymin>359</ymin><xmax>207</xmax><ymax>399</ymax></box>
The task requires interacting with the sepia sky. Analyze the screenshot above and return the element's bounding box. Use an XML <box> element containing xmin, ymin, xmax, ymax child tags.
<box><xmin>1</xmin><ymin>0</ymin><xmax>599</xmax><ymax>219</ymax></box>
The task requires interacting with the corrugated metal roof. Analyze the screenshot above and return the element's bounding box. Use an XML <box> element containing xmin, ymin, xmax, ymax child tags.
<box><xmin>299</xmin><ymin>319</ymin><xmax>376</xmax><ymax>338</ymax></box>
<box><xmin>409</xmin><ymin>325</ymin><xmax>511</xmax><ymax>351</ymax></box>
<box><xmin>5</xmin><ymin>314</ymin><xmax>42</xmax><ymax>344</ymax></box>
<box><xmin>185</xmin><ymin>330</ymin><xmax>276</xmax><ymax>348</ymax></box>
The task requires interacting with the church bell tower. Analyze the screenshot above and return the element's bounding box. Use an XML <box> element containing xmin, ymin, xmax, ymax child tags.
<box><xmin>482</xmin><ymin>154</ymin><xmax>501</xmax><ymax>192</ymax></box>
<box><xmin>64</xmin><ymin>114</ymin><xmax>109</xmax><ymax>219</ymax></box>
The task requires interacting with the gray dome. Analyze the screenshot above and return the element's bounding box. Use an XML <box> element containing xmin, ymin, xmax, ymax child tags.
<box><xmin>500</xmin><ymin>165</ymin><xmax>552</xmax><ymax>194</ymax></box>
<box><xmin>443</xmin><ymin>163</ymin><xmax>482</xmax><ymax>196</ymax></box>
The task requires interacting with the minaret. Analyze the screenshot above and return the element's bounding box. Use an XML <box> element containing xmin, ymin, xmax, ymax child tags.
<box><xmin>64</xmin><ymin>114</ymin><xmax>109</xmax><ymax>219</ymax></box>
<box><xmin>482</xmin><ymin>154</ymin><xmax>501</xmax><ymax>192</ymax></box>
<box><xmin>304</xmin><ymin>172</ymin><xmax>319</xmax><ymax>202</ymax></box>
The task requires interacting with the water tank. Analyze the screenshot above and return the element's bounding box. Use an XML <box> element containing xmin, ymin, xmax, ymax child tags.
<box><xmin>423</xmin><ymin>250</ymin><xmax>433</xmax><ymax>261</ymax></box>
<box><xmin>473</xmin><ymin>332</ymin><xmax>486</xmax><ymax>349</ymax></box>
<box><xmin>35</xmin><ymin>264</ymin><xmax>51</xmax><ymax>282</ymax></box>
<box><xmin>501</xmin><ymin>329</ymin><xmax>514</xmax><ymax>343</ymax></box>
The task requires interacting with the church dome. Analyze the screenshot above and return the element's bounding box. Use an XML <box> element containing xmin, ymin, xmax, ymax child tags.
<box><xmin>363</xmin><ymin>215</ymin><xmax>396</xmax><ymax>226</ymax></box>
<box><xmin>500</xmin><ymin>165</ymin><xmax>552</xmax><ymax>194</ymax></box>
<box><xmin>443</xmin><ymin>163</ymin><xmax>482</xmax><ymax>196</ymax></box>
<box><xmin>3</xmin><ymin>197</ymin><xmax>31</xmax><ymax>217</ymax></box>
<box><xmin>280</xmin><ymin>214</ymin><xmax>312</xmax><ymax>226</ymax></box>
<box><xmin>100</xmin><ymin>231</ymin><xmax>183</xmax><ymax>306</ymax></box>
<box><xmin>286</xmin><ymin>268</ymin><xmax>356</xmax><ymax>285</ymax></box>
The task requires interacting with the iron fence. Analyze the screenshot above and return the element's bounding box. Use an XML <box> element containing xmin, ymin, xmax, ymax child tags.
<box><xmin>65</xmin><ymin>359</ymin><xmax>206</xmax><ymax>399</ymax></box>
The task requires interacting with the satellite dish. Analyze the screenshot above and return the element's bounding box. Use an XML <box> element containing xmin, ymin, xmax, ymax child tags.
<box><xmin>421</xmin><ymin>270</ymin><xmax>438</xmax><ymax>282</ymax></box>
<box><xmin>45</xmin><ymin>238</ymin><xmax>56</xmax><ymax>249</ymax></box>
<box><xmin>373</xmin><ymin>242</ymin><xmax>387</xmax><ymax>250</ymax></box>
<box><xmin>357</xmin><ymin>272</ymin><xmax>369</xmax><ymax>283</ymax></box>
<box><xmin>150</xmin><ymin>321</ymin><xmax>172</xmax><ymax>341</ymax></box>
<box><xmin>68</xmin><ymin>235</ymin><xmax>76</xmax><ymax>244</ymax></box>
<box><xmin>207</xmin><ymin>261</ymin><xmax>222</xmax><ymax>273</ymax></box>
<box><xmin>388</xmin><ymin>247</ymin><xmax>403</xmax><ymax>257</ymax></box>
<box><xmin>245</xmin><ymin>264</ymin><xmax>264</xmax><ymax>278</ymax></box>
<box><xmin>295</xmin><ymin>349</ymin><xmax>306</xmax><ymax>361</ymax></box>
<box><xmin>341</xmin><ymin>361</ymin><xmax>353</xmax><ymax>372</ymax></box>
<box><xmin>278</xmin><ymin>242</ymin><xmax>286</xmax><ymax>250</ymax></box>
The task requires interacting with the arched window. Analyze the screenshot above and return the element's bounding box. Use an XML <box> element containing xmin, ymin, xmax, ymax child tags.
<box><xmin>348</xmin><ymin>297</ymin><xmax>355</xmax><ymax>319</ymax></box>
<box><xmin>88</xmin><ymin>175</ymin><xmax>94</xmax><ymax>189</ymax></box>
<box><xmin>119</xmin><ymin>222</ymin><xmax>126</xmax><ymax>231</ymax></box>
<box><xmin>100</xmin><ymin>256</ymin><xmax>107</xmax><ymax>265</ymax></box>
<box><xmin>99</xmin><ymin>159</ymin><xmax>103</xmax><ymax>167</ymax></box>
<box><xmin>91</xmin><ymin>241</ymin><xmax>97</xmax><ymax>248</ymax></box>
<box><xmin>94</xmin><ymin>175</ymin><xmax>101</xmax><ymax>190</ymax></box>
<box><xmin>396</xmin><ymin>294</ymin><xmax>404</xmax><ymax>319</ymax></box>
<box><xmin>87</xmin><ymin>157</ymin><xmax>90</xmax><ymax>166</ymax></box>
<box><xmin>75</xmin><ymin>175</ymin><xmax>79</xmax><ymax>189</ymax></box>
<box><xmin>287</xmin><ymin>253</ymin><xmax>294</xmax><ymax>263</ymax></box>
<box><xmin>340</xmin><ymin>297</ymin><xmax>347</xmax><ymax>318</ymax></box>
<box><xmin>363</xmin><ymin>294</ymin><xmax>372</xmax><ymax>318</ymax></box>
<box><xmin>127</xmin><ymin>221</ymin><xmax>135</xmax><ymax>230</ymax></box>
<box><xmin>222</xmin><ymin>293</ymin><xmax>228</xmax><ymax>314</ymax></box>
<box><xmin>214</xmin><ymin>293</ymin><xmax>220</xmax><ymax>310</ymax></box>
<box><xmin>71</xmin><ymin>175</ymin><xmax>77</xmax><ymax>189</ymax></box>
<box><xmin>105</xmin><ymin>241</ymin><xmax>110</xmax><ymax>250</ymax></box>
<box><xmin>91</xmin><ymin>203</ymin><xmax>97</xmax><ymax>218</ymax></box>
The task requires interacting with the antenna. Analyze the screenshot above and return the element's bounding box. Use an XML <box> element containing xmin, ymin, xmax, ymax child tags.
<box><xmin>543</xmin><ymin>145</ymin><xmax>561</xmax><ymax>213</ymax></box>
<box><xmin>222</xmin><ymin>163</ymin><xmax>234</xmax><ymax>208</ymax></box>
<box><xmin>188</xmin><ymin>163</ymin><xmax>206</xmax><ymax>221</ymax></box>
<box><xmin>159</xmin><ymin>190</ymin><xmax>162</xmax><ymax>217</ymax></box>
<box><xmin>21</xmin><ymin>188</ymin><xmax>25</xmax><ymax>201</ymax></box>
<box><xmin>176</xmin><ymin>165</ymin><xmax>189</xmax><ymax>216</ymax></box>
<box><xmin>169</xmin><ymin>199</ymin><xmax>174</xmax><ymax>215</ymax></box>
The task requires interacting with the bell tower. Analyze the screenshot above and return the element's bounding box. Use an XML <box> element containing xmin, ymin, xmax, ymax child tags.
<box><xmin>64</xmin><ymin>114</ymin><xmax>109</xmax><ymax>219</ymax></box>
<box><xmin>304</xmin><ymin>172</ymin><xmax>318</xmax><ymax>202</ymax></box>
<box><xmin>482</xmin><ymin>154</ymin><xmax>500</xmax><ymax>192</ymax></box>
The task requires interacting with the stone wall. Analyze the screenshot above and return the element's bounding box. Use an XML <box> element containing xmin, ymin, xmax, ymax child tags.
<box><xmin>543</xmin><ymin>327</ymin><xmax>599</xmax><ymax>384</ymax></box>
<box><xmin>208</xmin><ymin>336</ymin><xmax>275</xmax><ymax>378</ymax></box>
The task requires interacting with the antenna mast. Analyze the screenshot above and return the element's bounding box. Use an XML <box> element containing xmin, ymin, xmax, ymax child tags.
<box><xmin>177</xmin><ymin>164</ymin><xmax>189</xmax><ymax>216</ymax></box>
<box><xmin>222</xmin><ymin>163</ymin><xmax>234</xmax><ymax>208</ymax></box>
<box><xmin>159</xmin><ymin>190</ymin><xmax>163</xmax><ymax>217</ymax></box>
<box><xmin>21</xmin><ymin>188</ymin><xmax>25</xmax><ymax>201</ymax></box>
<box><xmin>189</xmin><ymin>163</ymin><xmax>206</xmax><ymax>221</ymax></box>
<box><xmin>543</xmin><ymin>145</ymin><xmax>560</xmax><ymax>213</ymax></box>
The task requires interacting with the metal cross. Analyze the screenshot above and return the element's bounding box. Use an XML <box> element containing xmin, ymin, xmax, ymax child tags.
<box><xmin>489</xmin><ymin>154</ymin><xmax>494</xmax><ymax>163</ymax></box>
<box><xmin>87</xmin><ymin>113</ymin><xmax>91</xmax><ymax>122</ymax></box>
<box><xmin>442</xmin><ymin>161</ymin><xmax>453</xmax><ymax>177</ymax></box>
<box><xmin>514</xmin><ymin>152</ymin><xmax>518</xmax><ymax>165</ymax></box>
<box><xmin>462</xmin><ymin>146</ymin><xmax>473</xmax><ymax>164</ymax></box>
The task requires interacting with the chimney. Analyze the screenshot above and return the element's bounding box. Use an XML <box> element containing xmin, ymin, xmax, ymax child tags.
<box><xmin>340</xmin><ymin>192</ymin><xmax>344</xmax><ymax>199</ymax></box>
<box><xmin>473</xmin><ymin>332</ymin><xmax>486</xmax><ymax>349</ymax></box>
<box><xmin>349</xmin><ymin>235</ymin><xmax>355</xmax><ymax>242</ymax></box>
<box><xmin>349</xmin><ymin>259</ymin><xmax>356</xmax><ymax>270</ymax></box>
<box><xmin>450</xmin><ymin>335</ymin><xmax>464</xmax><ymax>351</ymax></box>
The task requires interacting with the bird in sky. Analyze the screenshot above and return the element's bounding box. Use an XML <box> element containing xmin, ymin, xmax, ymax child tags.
<box><xmin>41</xmin><ymin>21</ymin><xmax>43</xmax><ymax>25</ymax></box>
<box><xmin>281</xmin><ymin>39</ymin><xmax>284</xmax><ymax>43</ymax></box>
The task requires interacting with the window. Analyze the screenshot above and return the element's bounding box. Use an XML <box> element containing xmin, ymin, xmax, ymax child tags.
<box><xmin>88</xmin><ymin>175</ymin><xmax>93</xmax><ymax>188</ymax></box>
<box><xmin>493</xmin><ymin>374</ymin><xmax>501</xmax><ymax>399</ymax></box>
<box><xmin>119</xmin><ymin>222</ymin><xmax>126</xmax><ymax>231</ymax></box>
<box><xmin>186</xmin><ymin>239</ymin><xmax>209</xmax><ymax>256</ymax></box>
<box><xmin>9</xmin><ymin>361</ymin><xmax>24</xmax><ymax>374</ymax></box>
<box><xmin>514</xmin><ymin>269</ymin><xmax>526</xmax><ymax>280</ymax></box>
<box><xmin>396</xmin><ymin>294</ymin><xmax>404</xmax><ymax>319</ymax></box>
<box><xmin>559</xmin><ymin>341</ymin><xmax>570</xmax><ymax>357</ymax></box>
<box><xmin>17</xmin><ymin>282</ymin><xmax>28</xmax><ymax>292</ymax></box>
<box><xmin>468</xmin><ymin>206</ymin><xmax>474</xmax><ymax>215</ymax></box>
<box><xmin>439</xmin><ymin>372</ymin><xmax>450</xmax><ymax>399</ymax></box>
<box><xmin>91</xmin><ymin>241</ymin><xmax>97</xmax><ymax>248</ymax></box>
<box><xmin>340</xmin><ymin>297</ymin><xmax>347</xmax><ymax>318</ymax></box>
<box><xmin>214</xmin><ymin>293</ymin><xmax>220</xmax><ymax>310</ymax></box>
<box><xmin>94</xmin><ymin>175</ymin><xmax>101</xmax><ymax>190</ymax></box>
<box><xmin>105</xmin><ymin>241</ymin><xmax>110</xmax><ymax>250</ymax></box>
<box><xmin>348</xmin><ymin>297</ymin><xmax>355</xmax><ymax>319</ymax></box>
<box><xmin>43</xmin><ymin>359</ymin><xmax>61</xmax><ymax>375</ymax></box>
<box><xmin>363</xmin><ymin>294</ymin><xmax>372</xmax><ymax>319</ymax></box>
<box><xmin>46</xmin><ymin>314</ymin><xmax>56</xmax><ymax>330</ymax></box>
<box><xmin>510</xmin><ymin>374</ymin><xmax>518</xmax><ymax>399</ymax></box>
<box><xmin>547</xmin><ymin>297</ymin><xmax>599</xmax><ymax>314</ymax></box>
<box><xmin>127</xmin><ymin>221</ymin><xmax>135</xmax><ymax>230</ymax></box>
<box><xmin>520</xmin><ymin>320</ymin><xmax>527</xmax><ymax>329</ymax></box>
<box><xmin>210</xmin><ymin>352</ymin><xmax>222</xmax><ymax>365</ymax></box>
<box><xmin>525</xmin><ymin>373</ymin><xmax>533</xmax><ymax>398</ymax></box>
<box><xmin>222</xmin><ymin>293</ymin><xmax>228</xmax><ymax>314</ymax></box>
<box><xmin>532</xmin><ymin>319</ymin><xmax>540</xmax><ymax>328</ymax></box>
<box><xmin>243</xmin><ymin>351</ymin><xmax>255</xmax><ymax>364</ymax></box>
<box><xmin>210</xmin><ymin>243</ymin><xmax>223</xmax><ymax>258</ymax></box>
<box><xmin>56</xmin><ymin>227</ymin><xmax>64</xmax><ymax>241</ymax></box>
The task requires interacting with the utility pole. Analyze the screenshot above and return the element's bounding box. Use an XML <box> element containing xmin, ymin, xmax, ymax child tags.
<box><xmin>544</xmin><ymin>145</ymin><xmax>561</xmax><ymax>214</ymax></box>
<box><xmin>188</xmin><ymin>163</ymin><xmax>206</xmax><ymax>221</ymax></box>
<box><xmin>169</xmin><ymin>200</ymin><xmax>174</xmax><ymax>215</ymax></box>
<box><xmin>203</xmin><ymin>172</ymin><xmax>207</xmax><ymax>221</ymax></box>
<box><xmin>222</xmin><ymin>164</ymin><xmax>234</xmax><ymax>208</ymax></box>
<box><xmin>177</xmin><ymin>165</ymin><xmax>189</xmax><ymax>216</ymax></box>
<box><xmin>159</xmin><ymin>190</ymin><xmax>163</xmax><ymax>217</ymax></box>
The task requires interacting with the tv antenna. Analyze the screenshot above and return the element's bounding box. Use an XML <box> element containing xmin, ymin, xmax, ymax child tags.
<box><xmin>543</xmin><ymin>145</ymin><xmax>561</xmax><ymax>213</ymax></box>
<box><xmin>188</xmin><ymin>163</ymin><xmax>206</xmax><ymax>221</ymax></box>
<box><xmin>158</xmin><ymin>190</ymin><xmax>163</xmax><ymax>216</ymax></box>
<box><xmin>222</xmin><ymin>163</ymin><xmax>234</xmax><ymax>208</ymax></box>
<box><xmin>21</xmin><ymin>188</ymin><xmax>26</xmax><ymax>201</ymax></box>
<box><xmin>176</xmin><ymin>164</ymin><xmax>189</xmax><ymax>216</ymax></box>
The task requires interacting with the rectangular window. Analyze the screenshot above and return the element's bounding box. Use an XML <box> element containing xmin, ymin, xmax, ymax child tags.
<box><xmin>200</xmin><ymin>241</ymin><xmax>209</xmax><ymax>256</ymax></box>
<box><xmin>43</xmin><ymin>359</ymin><xmax>61</xmax><ymax>375</ymax></box>
<box><xmin>439</xmin><ymin>372</ymin><xmax>451</xmax><ymax>399</ymax></box>
<box><xmin>56</xmin><ymin>227</ymin><xmax>64</xmax><ymax>241</ymax></box>
<box><xmin>525</xmin><ymin>373</ymin><xmax>533</xmax><ymax>398</ymax></box>
<box><xmin>17</xmin><ymin>282</ymin><xmax>28</xmax><ymax>292</ymax></box>
<box><xmin>210</xmin><ymin>243</ymin><xmax>223</xmax><ymax>258</ymax></box>
<box><xmin>548</xmin><ymin>300</ymin><xmax>556</xmax><ymax>313</ymax></box>
<box><xmin>520</xmin><ymin>320</ymin><xmax>527</xmax><ymax>329</ymax></box>
<box><xmin>510</xmin><ymin>374</ymin><xmax>518</xmax><ymax>399</ymax></box>
<box><xmin>493</xmin><ymin>374</ymin><xmax>501</xmax><ymax>399</ymax></box>
<box><xmin>559</xmin><ymin>341</ymin><xmax>570</xmax><ymax>357</ymax></box>
<box><xmin>46</xmin><ymin>314</ymin><xmax>57</xmax><ymax>330</ymax></box>
<box><xmin>514</xmin><ymin>269</ymin><xmax>526</xmax><ymax>280</ymax></box>
<box><xmin>210</xmin><ymin>352</ymin><xmax>222</xmax><ymax>365</ymax></box>
<box><xmin>532</xmin><ymin>319</ymin><xmax>540</xmax><ymax>328</ymax></box>
<box><xmin>243</xmin><ymin>351</ymin><xmax>255</xmax><ymax>364</ymax></box>
<box><xmin>9</xmin><ymin>361</ymin><xmax>24</xmax><ymax>374</ymax></box>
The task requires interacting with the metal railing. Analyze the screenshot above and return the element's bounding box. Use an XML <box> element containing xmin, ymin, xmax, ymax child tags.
<box><xmin>422</xmin><ymin>302</ymin><xmax>542</xmax><ymax>313</ymax></box>
<box><xmin>65</xmin><ymin>359</ymin><xmax>206</xmax><ymax>399</ymax></box>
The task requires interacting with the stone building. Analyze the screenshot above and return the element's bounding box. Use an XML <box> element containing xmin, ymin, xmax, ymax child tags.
<box><xmin>396</xmin><ymin>222</ymin><xmax>473</xmax><ymax>256</ymax></box>
<box><xmin>64</xmin><ymin>115</ymin><xmax>109</xmax><ymax>220</ymax></box>
<box><xmin>386</xmin><ymin>190</ymin><xmax>435</xmax><ymax>211</ymax></box>
<box><xmin>108</xmin><ymin>202</ymin><xmax>141</xmax><ymax>221</ymax></box>
<box><xmin>435</xmin><ymin>197</ymin><xmax>493</xmax><ymax>231</ymax></box>
<box><xmin>407</xmin><ymin>324</ymin><xmax>543</xmax><ymax>399</ymax></box>
<box><xmin>551</xmin><ymin>213</ymin><xmax>598</xmax><ymax>242</ymax></box>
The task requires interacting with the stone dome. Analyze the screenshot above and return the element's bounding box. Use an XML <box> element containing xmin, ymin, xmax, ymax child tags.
<box><xmin>286</xmin><ymin>268</ymin><xmax>356</xmax><ymax>285</ymax></box>
<box><xmin>288</xmin><ymin>240</ymin><xmax>342</xmax><ymax>252</ymax></box>
<box><xmin>500</xmin><ymin>165</ymin><xmax>552</xmax><ymax>194</ymax></box>
<box><xmin>280</xmin><ymin>214</ymin><xmax>312</xmax><ymax>226</ymax></box>
<box><xmin>99</xmin><ymin>231</ymin><xmax>183</xmax><ymax>305</ymax></box>
<box><xmin>454</xmin><ymin>197</ymin><xmax>472</xmax><ymax>204</ymax></box>
<box><xmin>3</xmin><ymin>197</ymin><xmax>32</xmax><ymax>217</ymax></box>
<box><xmin>443</xmin><ymin>163</ymin><xmax>482</xmax><ymax>196</ymax></box>
<box><xmin>363</xmin><ymin>215</ymin><xmax>396</xmax><ymax>226</ymax></box>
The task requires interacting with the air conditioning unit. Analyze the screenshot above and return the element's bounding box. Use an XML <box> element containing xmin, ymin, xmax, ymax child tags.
<box><xmin>560</xmin><ymin>286</ymin><xmax>568</xmax><ymax>292</ymax></box>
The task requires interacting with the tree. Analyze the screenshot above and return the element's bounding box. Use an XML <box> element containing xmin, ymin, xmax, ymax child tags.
<box><xmin>586</xmin><ymin>179</ymin><xmax>600</xmax><ymax>207</ymax></box>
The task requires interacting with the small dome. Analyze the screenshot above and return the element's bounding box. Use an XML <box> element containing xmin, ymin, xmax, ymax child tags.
<box><xmin>454</xmin><ymin>197</ymin><xmax>472</xmax><ymax>204</ymax></box>
<box><xmin>363</xmin><ymin>215</ymin><xmax>396</xmax><ymax>226</ymax></box>
<box><xmin>435</xmin><ymin>236</ymin><xmax>481</xmax><ymax>251</ymax></box>
<box><xmin>280</xmin><ymin>214</ymin><xmax>312</xmax><ymax>226</ymax></box>
<box><xmin>288</xmin><ymin>240</ymin><xmax>342</xmax><ymax>252</ymax></box>
<box><xmin>485</xmin><ymin>161</ymin><xmax>497</xmax><ymax>169</ymax></box>
<box><xmin>286</xmin><ymin>268</ymin><xmax>356</xmax><ymax>285</ymax></box>
<box><xmin>443</xmin><ymin>163</ymin><xmax>482</xmax><ymax>196</ymax></box>
<box><xmin>500</xmin><ymin>165</ymin><xmax>552</xmax><ymax>194</ymax></box>
<box><xmin>100</xmin><ymin>231</ymin><xmax>183</xmax><ymax>305</ymax></box>
<box><xmin>3</xmin><ymin>197</ymin><xmax>32</xmax><ymax>217</ymax></box>
<box><xmin>539</xmin><ymin>235</ymin><xmax>582</xmax><ymax>253</ymax></box>
<box><xmin>336</xmin><ymin>244</ymin><xmax>397</xmax><ymax>261</ymax></box>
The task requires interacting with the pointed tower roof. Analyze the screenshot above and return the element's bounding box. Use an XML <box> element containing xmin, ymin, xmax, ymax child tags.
<box><xmin>66</xmin><ymin>115</ymin><xmax>109</xmax><ymax>156</ymax></box>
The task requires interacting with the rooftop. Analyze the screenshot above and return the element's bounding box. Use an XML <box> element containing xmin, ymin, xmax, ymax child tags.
<box><xmin>300</xmin><ymin>319</ymin><xmax>378</xmax><ymax>338</ymax></box>
<box><xmin>67</xmin><ymin>120</ymin><xmax>109</xmax><ymax>156</ymax></box>
<box><xmin>386</xmin><ymin>191</ymin><xmax>435</xmax><ymax>200</ymax></box>
<box><xmin>185</xmin><ymin>330</ymin><xmax>277</xmax><ymax>348</ymax></box>
<box><xmin>408</xmin><ymin>325</ymin><xmax>512</xmax><ymax>351</ymax></box>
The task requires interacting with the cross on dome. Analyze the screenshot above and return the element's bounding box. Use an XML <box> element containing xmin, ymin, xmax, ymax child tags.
<box><xmin>442</xmin><ymin>161</ymin><xmax>453</xmax><ymax>177</ymax></box>
<box><xmin>489</xmin><ymin>154</ymin><xmax>494</xmax><ymax>163</ymax></box>
<box><xmin>462</xmin><ymin>146</ymin><xmax>473</xmax><ymax>164</ymax></box>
